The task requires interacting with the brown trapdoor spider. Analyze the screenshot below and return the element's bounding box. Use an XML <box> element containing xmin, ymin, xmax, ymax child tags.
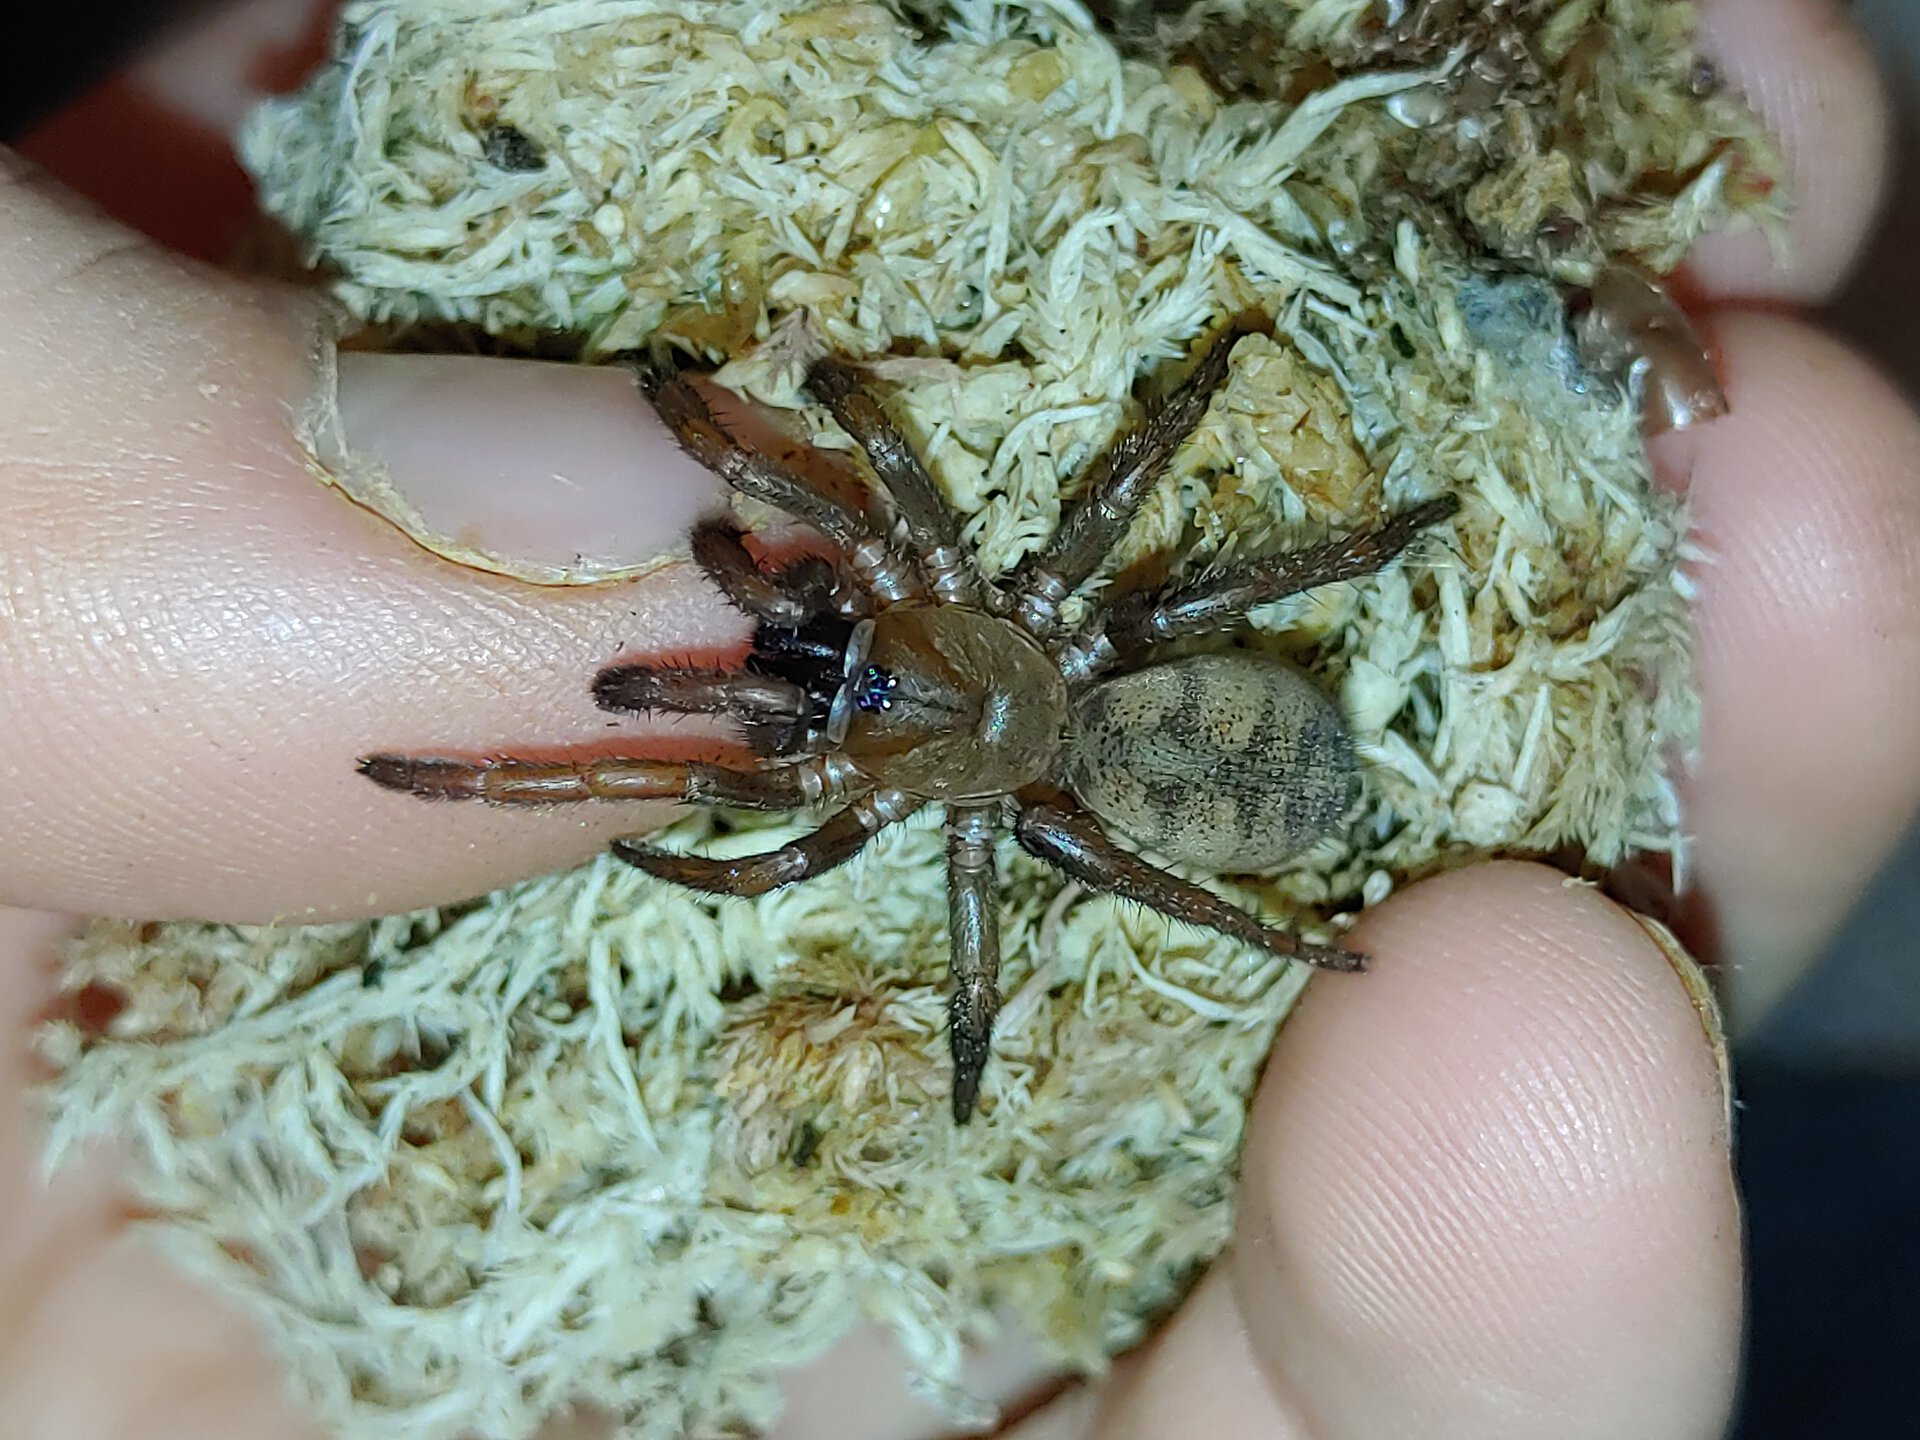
<box><xmin>360</xmin><ymin>328</ymin><xmax>1457</xmax><ymax>1120</ymax></box>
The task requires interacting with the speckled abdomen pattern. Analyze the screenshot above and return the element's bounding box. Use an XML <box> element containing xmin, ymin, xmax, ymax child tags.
<box><xmin>1063</xmin><ymin>653</ymin><xmax>1357</xmax><ymax>873</ymax></box>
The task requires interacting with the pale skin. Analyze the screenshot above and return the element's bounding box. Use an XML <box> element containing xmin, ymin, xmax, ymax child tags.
<box><xmin>0</xmin><ymin>1</ymin><xmax>1912</xmax><ymax>1437</ymax></box>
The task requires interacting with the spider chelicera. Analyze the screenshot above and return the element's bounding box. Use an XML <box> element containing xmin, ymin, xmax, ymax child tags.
<box><xmin>359</xmin><ymin>327</ymin><xmax>1458</xmax><ymax>1120</ymax></box>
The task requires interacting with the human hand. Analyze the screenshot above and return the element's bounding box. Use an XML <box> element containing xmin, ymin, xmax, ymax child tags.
<box><xmin>1</xmin><ymin>1</ymin><xmax>1912</xmax><ymax>1436</ymax></box>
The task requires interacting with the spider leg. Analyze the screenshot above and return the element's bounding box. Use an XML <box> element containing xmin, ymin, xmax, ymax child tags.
<box><xmin>1010</xmin><ymin>329</ymin><xmax>1246</xmax><ymax>635</ymax></box>
<box><xmin>691</xmin><ymin>519</ymin><xmax>864</xmax><ymax>624</ymax></box>
<box><xmin>944</xmin><ymin>803</ymin><xmax>1003</xmax><ymax>1123</ymax></box>
<box><xmin>634</xmin><ymin>359</ymin><xmax>919</xmax><ymax>602</ymax></box>
<box><xmin>1058</xmin><ymin>495</ymin><xmax>1461</xmax><ymax>681</ymax></box>
<box><xmin>358</xmin><ymin>752</ymin><xmax>822</xmax><ymax>808</ymax></box>
<box><xmin>805</xmin><ymin>358</ymin><xmax>994</xmax><ymax>609</ymax></box>
<box><xmin>593</xmin><ymin>664</ymin><xmax>813</xmax><ymax>755</ymax></box>
<box><xmin>613</xmin><ymin>787</ymin><xmax>920</xmax><ymax>897</ymax></box>
<box><xmin>1013</xmin><ymin>791</ymin><xmax>1366</xmax><ymax>971</ymax></box>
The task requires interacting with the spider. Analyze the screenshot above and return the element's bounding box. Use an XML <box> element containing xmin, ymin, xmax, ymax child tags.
<box><xmin>359</xmin><ymin>328</ymin><xmax>1458</xmax><ymax>1120</ymax></box>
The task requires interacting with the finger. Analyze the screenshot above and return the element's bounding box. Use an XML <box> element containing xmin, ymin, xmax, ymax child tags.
<box><xmin>1038</xmin><ymin>862</ymin><xmax>1741</xmax><ymax>1440</ymax></box>
<box><xmin>1657</xmin><ymin>311</ymin><xmax>1920</xmax><ymax>1025</ymax></box>
<box><xmin>0</xmin><ymin>155</ymin><xmax>739</xmax><ymax>924</ymax></box>
<box><xmin>16</xmin><ymin>0</ymin><xmax>338</xmax><ymax>260</ymax></box>
<box><xmin>0</xmin><ymin>903</ymin><xmax>318</xmax><ymax>1439</ymax></box>
<box><xmin>0</xmin><ymin>1221</ymin><xmax>324</xmax><ymax>1440</ymax></box>
<box><xmin>1685</xmin><ymin>0</ymin><xmax>1891</xmax><ymax>302</ymax></box>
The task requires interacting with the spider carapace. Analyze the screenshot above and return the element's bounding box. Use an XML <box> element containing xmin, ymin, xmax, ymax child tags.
<box><xmin>360</xmin><ymin>328</ymin><xmax>1458</xmax><ymax>1120</ymax></box>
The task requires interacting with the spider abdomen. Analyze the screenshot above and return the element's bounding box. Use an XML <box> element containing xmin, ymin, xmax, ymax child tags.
<box><xmin>1062</xmin><ymin>652</ymin><xmax>1358</xmax><ymax>873</ymax></box>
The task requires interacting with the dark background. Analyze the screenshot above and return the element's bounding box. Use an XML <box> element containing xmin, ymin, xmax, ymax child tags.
<box><xmin>2</xmin><ymin>1</ymin><xmax>1915</xmax><ymax>1435</ymax></box>
<box><xmin>1737</xmin><ymin>2</ymin><xmax>1920</xmax><ymax>1433</ymax></box>
<box><xmin>0</xmin><ymin>1</ymin><xmax>231</xmax><ymax>138</ymax></box>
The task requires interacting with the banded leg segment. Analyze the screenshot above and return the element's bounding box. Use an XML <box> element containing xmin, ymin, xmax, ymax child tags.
<box><xmin>805</xmin><ymin>359</ymin><xmax>989</xmax><ymax>607</ymax></box>
<box><xmin>944</xmin><ymin>804</ymin><xmax>1003</xmax><ymax>1122</ymax></box>
<box><xmin>1013</xmin><ymin>792</ymin><xmax>1365</xmax><ymax>971</ymax></box>
<box><xmin>635</xmin><ymin>360</ymin><xmax>919</xmax><ymax>601</ymax></box>
<box><xmin>1013</xmin><ymin>329</ymin><xmax>1246</xmax><ymax>633</ymax></box>
<box><xmin>357</xmin><ymin>753</ymin><xmax>814</xmax><ymax>809</ymax></box>
<box><xmin>613</xmin><ymin>787</ymin><xmax>920</xmax><ymax>897</ymax></box>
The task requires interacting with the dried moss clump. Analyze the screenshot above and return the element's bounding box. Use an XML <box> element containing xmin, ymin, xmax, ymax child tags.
<box><xmin>39</xmin><ymin>3</ymin><xmax>1781</xmax><ymax>1437</ymax></box>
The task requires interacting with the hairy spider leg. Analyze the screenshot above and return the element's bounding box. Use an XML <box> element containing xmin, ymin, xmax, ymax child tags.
<box><xmin>1013</xmin><ymin>790</ymin><xmax>1367</xmax><ymax>971</ymax></box>
<box><xmin>635</xmin><ymin>358</ymin><xmax>920</xmax><ymax>603</ymax></box>
<box><xmin>1058</xmin><ymin>495</ymin><xmax>1463</xmax><ymax>681</ymax></box>
<box><xmin>356</xmin><ymin>752</ymin><xmax>823</xmax><ymax>809</ymax></box>
<box><xmin>690</xmin><ymin>519</ymin><xmax>864</xmax><ymax>625</ymax></box>
<box><xmin>804</xmin><ymin>358</ymin><xmax>995</xmax><ymax>609</ymax></box>
<box><xmin>592</xmin><ymin>664</ymin><xmax>813</xmax><ymax>755</ymax></box>
<box><xmin>943</xmin><ymin>803</ymin><xmax>1003</xmax><ymax>1122</ymax></box>
<box><xmin>614</xmin><ymin>787</ymin><xmax>922</xmax><ymax>897</ymax></box>
<box><xmin>1010</xmin><ymin>328</ymin><xmax>1247</xmax><ymax>635</ymax></box>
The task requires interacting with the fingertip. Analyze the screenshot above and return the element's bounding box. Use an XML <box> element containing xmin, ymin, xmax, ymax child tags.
<box><xmin>1228</xmin><ymin>862</ymin><xmax>1741</xmax><ymax>1440</ymax></box>
<box><xmin>1671</xmin><ymin>311</ymin><xmax>1920</xmax><ymax>1021</ymax></box>
<box><xmin>1687</xmin><ymin>0</ymin><xmax>1891</xmax><ymax>301</ymax></box>
<box><xmin>0</xmin><ymin>183</ymin><xmax>742</xmax><ymax>918</ymax></box>
<box><xmin>1082</xmin><ymin>1272</ymin><xmax>1299</xmax><ymax>1440</ymax></box>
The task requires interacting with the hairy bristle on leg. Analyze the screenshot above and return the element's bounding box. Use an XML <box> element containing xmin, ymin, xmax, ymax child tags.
<box><xmin>944</xmin><ymin>804</ymin><xmax>1003</xmax><ymax>1122</ymax></box>
<box><xmin>805</xmin><ymin>358</ymin><xmax>995</xmax><ymax>609</ymax></box>
<box><xmin>613</xmin><ymin>788</ymin><xmax>921</xmax><ymax>897</ymax></box>
<box><xmin>1011</xmin><ymin>326</ymin><xmax>1254</xmax><ymax>634</ymax></box>
<box><xmin>1013</xmin><ymin>791</ymin><xmax>1366</xmax><ymax>971</ymax></box>
<box><xmin>357</xmin><ymin>753</ymin><xmax>816</xmax><ymax>809</ymax></box>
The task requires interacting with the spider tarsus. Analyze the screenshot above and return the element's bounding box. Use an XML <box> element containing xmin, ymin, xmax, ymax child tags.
<box><xmin>1295</xmin><ymin>942</ymin><xmax>1369</xmax><ymax>973</ymax></box>
<box><xmin>613</xmin><ymin>836</ymin><xmax>804</xmax><ymax>893</ymax></box>
<box><xmin>944</xmin><ymin>803</ymin><xmax>1004</xmax><ymax>1120</ymax></box>
<box><xmin>1234</xmin><ymin>919</ymin><xmax>1370</xmax><ymax>971</ymax></box>
<box><xmin>591</xmin><ymin>665</ymin><xmax>668</xmax><ymax>713</ymax></box>
<box><xmin>621</xmin><ymin>350</ymin><xmax>677</xmax><ymax>399</ymax></box>
<box><xmin>1397</xmin><ymin>492</ymin><xmax>1463</xmax><ymax>531</ymax></box>
<box><xmin>357</xmin><ymin>753</ymin><xmax>475</xmax><ymax>800</ymax></box>
<box><xmin>591</xmin><ymin>665</ymin><xmax>657</xmax><ymax>713</ymax></box>
<box><xmin>611</xmin><ymin>836</ymin><xmax>799</xmax><ymax>894</ymax></box>
<box><xmin>947</xmin><ymin>975</ymin><xmax>999</xmax><ymax>1124</ymax></box>
<box><xmin>801</xmin><ymin>355</ymin><xmax>858</xmax><ymax>405</ymax></box>
<box><xmin>949</xmin><ymin>1029</ymin><xmax>988</xmax><ymax>1124</ymax></box>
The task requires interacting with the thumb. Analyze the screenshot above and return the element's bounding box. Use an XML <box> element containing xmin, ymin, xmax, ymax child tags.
<box><xmin>1062</xmin><ymin>863</ymin><xmax>1743</xmax><ymax>1440</ymax></box>
<box><xmin>0</xmin><ymin>151</ymin><xmax>736</xmax><ymax>924</ymax></box>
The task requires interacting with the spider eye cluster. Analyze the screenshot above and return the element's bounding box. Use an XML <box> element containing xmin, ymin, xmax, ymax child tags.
<box><xmin>853</xmin><ymin>665</ymin><xmax>898</xmax><ymax>713</ymax></box>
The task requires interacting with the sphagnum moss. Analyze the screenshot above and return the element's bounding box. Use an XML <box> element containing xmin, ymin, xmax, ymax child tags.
<box><xmin>38</xmin><ymin>3</ymin><xmax>1780</xmax><ymax>1436</ymax></box>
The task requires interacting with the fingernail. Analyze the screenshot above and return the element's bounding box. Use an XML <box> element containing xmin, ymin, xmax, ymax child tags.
<box><xmin>1632</xmin><ymin>911</ymin><xmax>1735</xmax><ymax>1141</ymax></box>
<box><xmin>306</xmin><ymin>351</ymin><xmax>728</xmax><ymax>584</ymax></box>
